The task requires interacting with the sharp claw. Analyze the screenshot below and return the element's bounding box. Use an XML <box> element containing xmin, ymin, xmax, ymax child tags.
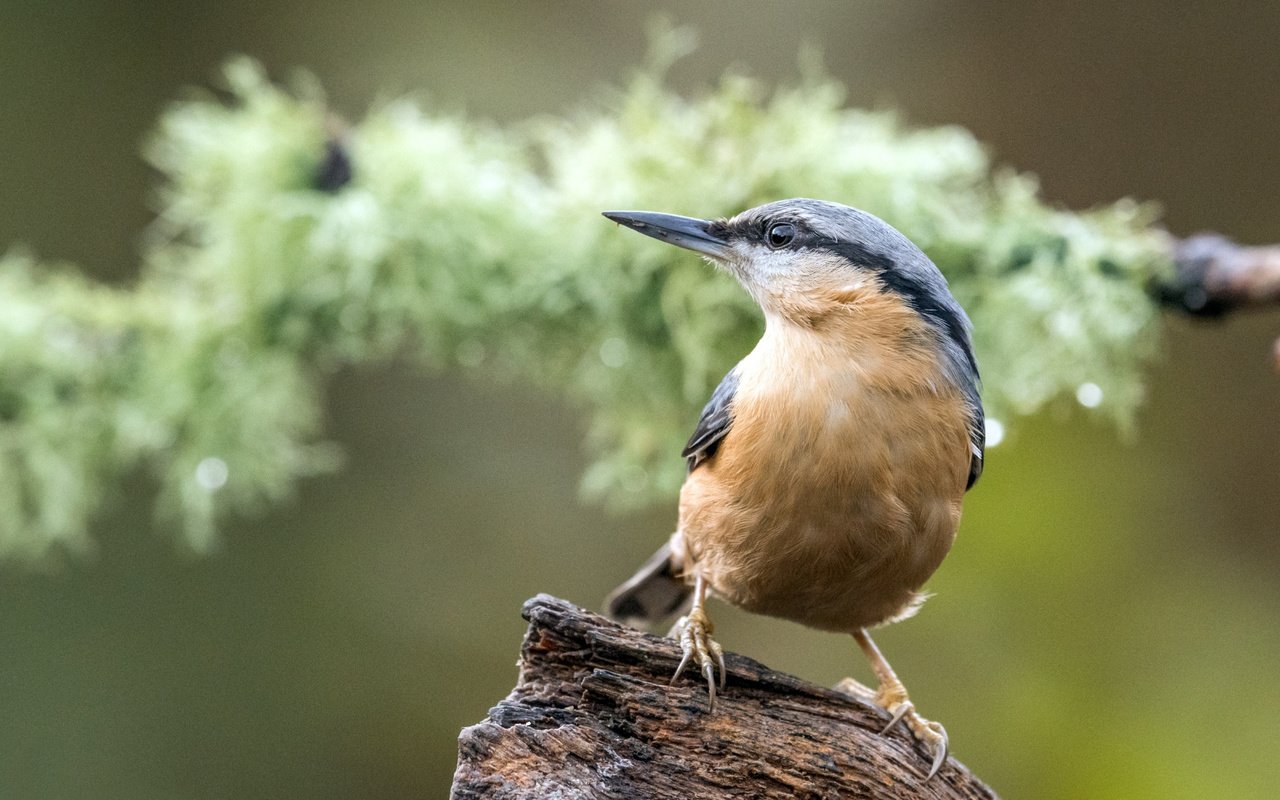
<box><xmin>925</xmin><ymin>736</ymin><xmax>948</xmax><ymax>781</ymax></box>
<box><xmin>671</xmin><ymin>650</ymin><xmax>692</xmax><ymax>685</ymax></box>
<box><xmin>882</xmin><ymin>703</ymin><xmax>910</xmax><ymax>734</ymax></box>
<box><xmin>715</xmin><ymin>647</ymin><xmax>727</xmax><ymax>690</ymax></box>
<box><xmin>703</xmin><ymin>662</ymin><xmax>717</xmax><ymax>711</ymax></box>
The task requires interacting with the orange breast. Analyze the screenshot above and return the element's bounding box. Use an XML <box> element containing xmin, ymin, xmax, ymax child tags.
<box><xmin>677</xmin><ymin>303</ymin><xmax>972</xmax><ymax>632</ymax></box>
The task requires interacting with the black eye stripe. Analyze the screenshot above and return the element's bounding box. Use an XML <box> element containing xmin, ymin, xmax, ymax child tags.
<box><xmin>717</xmin><ymin>217</ymin><xmax>810</xmax><ymax>246</ymax></box>
<box><xmin>815</xmin><ymin>240</ymin><xmax>979</xmax><ymax>377</ymax></box>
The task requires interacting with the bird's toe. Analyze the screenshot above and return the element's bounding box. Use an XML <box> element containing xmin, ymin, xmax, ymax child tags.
<box><xmin>671</xmin><ymin>607</ymin><xmax>724</xmax><ymax>709</ymax></box>
<box><xmin>881</xmin><ymin>699</ymin><xmax>949</xmax><ymax>781</ymax></box>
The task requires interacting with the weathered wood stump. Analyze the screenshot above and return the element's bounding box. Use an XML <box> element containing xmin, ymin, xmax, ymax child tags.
<box><xmin>451</xmin><ymin>595</ymin><xmax>998</xmax><ymax>799</ymax></box>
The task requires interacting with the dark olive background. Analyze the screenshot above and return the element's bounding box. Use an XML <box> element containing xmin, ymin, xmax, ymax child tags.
<box><xmin>1</xmin><ymin>2</ymin><xmax>1278</xmax><ymax>798</ymax></box>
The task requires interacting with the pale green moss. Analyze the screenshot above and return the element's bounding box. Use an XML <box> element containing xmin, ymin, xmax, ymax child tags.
<box><xmin>0</xmin><ymin>45</ymin><xmax>1171</xmax><ymax>557</ymax></box>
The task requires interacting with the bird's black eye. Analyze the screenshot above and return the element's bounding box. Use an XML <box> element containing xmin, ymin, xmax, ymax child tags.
<box><xmin>766</xmin><ymin>222</ymin><xmax>796</xmax><ymax>249</ymax></box>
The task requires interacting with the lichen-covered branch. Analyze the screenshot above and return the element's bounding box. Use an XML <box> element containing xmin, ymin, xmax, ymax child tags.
<box><xmin>451</xmin><ymin>595</ymin><xmax>999</xmax><ymax>799</ymax></box>
<box><xmin>1157</xmin><ymin>234</ymin><xmax>1280</xmax><ymax>316</ymax></box>
<box><xmin>0</xmin><ymin>30</ymin><xmax>1200</xmax><ymax>557</ymax></box>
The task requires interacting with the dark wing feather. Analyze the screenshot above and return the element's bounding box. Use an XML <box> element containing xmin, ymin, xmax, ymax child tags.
<box><xmin>681</xmin><ymin>367</ymin><xmax>740</xmax><ymax>471</ymax></box>
<box><xmin>965</xmin><ymin>395</ymin><xmax>985</xmax><ymax>490</ymax></box>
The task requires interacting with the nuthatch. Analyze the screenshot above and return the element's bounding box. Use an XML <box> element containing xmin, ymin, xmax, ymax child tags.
<box><xmin>602</xmin><ymin>199</ymin><xmax>983</xmax><ymax>779</ymax></box>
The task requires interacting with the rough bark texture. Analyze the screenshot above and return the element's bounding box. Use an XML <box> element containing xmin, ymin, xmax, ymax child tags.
<box><xmin>451</xmin><ymin>595</ymin><xmax>999</xmax><ymax>799</ymax></box>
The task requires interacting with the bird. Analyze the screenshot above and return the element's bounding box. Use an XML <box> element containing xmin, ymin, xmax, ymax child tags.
<box><xmin>601</xmin><ymin>199</ymin><xmax>984</xmax><ymax>780</ymax></box>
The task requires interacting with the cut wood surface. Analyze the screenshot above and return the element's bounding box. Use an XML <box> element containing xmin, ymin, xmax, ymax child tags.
<box><xmin>451</xmin><ymin>595</ymin><xmax>999</xmax><ymax>799</ymax></box>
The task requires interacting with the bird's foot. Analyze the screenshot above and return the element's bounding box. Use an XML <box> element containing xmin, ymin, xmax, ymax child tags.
<box><xmin>876</xmin><ymin>678</ymin><xmax>949</xmax><ymax>780</ymax></box>
<box><xmin>836</xmin><ymin>676</ymin><xmax>948</xmax><ymax>780</ymax></box>
<box><xmin>833</xmin><ymin>676</ymin><xmax>877</xmax><ymax>704</ymax></box>
<box><xmin>670</xmin><ymin>605</ymin><xmax>726</xmax><ymax>710</ymax></box>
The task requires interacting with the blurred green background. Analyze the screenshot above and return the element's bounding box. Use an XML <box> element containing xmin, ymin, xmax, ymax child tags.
<box><xmin>2</xmin><ymin>1</ymin><xmax>1279</xmax><ymax>798</ymax></box>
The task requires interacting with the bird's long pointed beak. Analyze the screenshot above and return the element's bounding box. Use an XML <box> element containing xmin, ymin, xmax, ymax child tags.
<box><xmin>602</xmin><ymin>211</ymin><xmax>729</xmax><ymax>259</ymax></box>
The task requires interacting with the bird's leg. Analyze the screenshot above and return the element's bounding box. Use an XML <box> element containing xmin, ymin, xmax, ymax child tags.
<box><xmin>850</xmin><ymin>628</ymin><xmax>949</xmax><ymax>780</ymax></box>
<box><xmin>670</xmin><ymin>573</ymin><xmax>725</xmax><ymax>710</ymax></box>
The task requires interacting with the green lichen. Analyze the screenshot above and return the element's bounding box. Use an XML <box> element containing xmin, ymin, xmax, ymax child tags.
<box><xmin>0</xmin><ymin>41</ymin><xmax>1171</xmax><ymax>558</ymax></box>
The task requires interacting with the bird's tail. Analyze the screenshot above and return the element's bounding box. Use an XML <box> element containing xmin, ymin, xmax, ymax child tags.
<box><xmin>604</xmin><ymin>541</ymin><xmax>692</xmax><ymax>626</ymax></box>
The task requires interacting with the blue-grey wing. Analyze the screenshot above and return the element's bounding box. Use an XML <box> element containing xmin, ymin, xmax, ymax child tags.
<box><xmin>681</xmin><ymin>367</ymin><xmax>740</xmax><ymax>471</ymax></box>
